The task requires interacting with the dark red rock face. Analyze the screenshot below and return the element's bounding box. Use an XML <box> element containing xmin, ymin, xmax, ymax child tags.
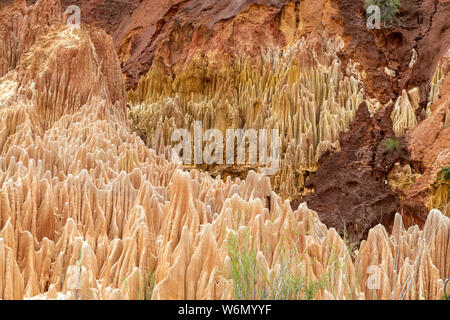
<box><xmin>20</xmin><ymin>1</ymin><xmax>449</xmax><ymax>102</ymax></box>
<box><xmin>298</xmin><ymin>103</ymin><xmax>411</xmax><ymax>242</ymax></box>
<box><xmin>16</xmin><ymin>1</ymin><xmax>450</xmax><ymax>104</ymax></box>
<box><xmin>114</xmin><ymin>0</ymin><xmax>292</xmax><ymax>90</ymax></box>
<box><xmin>336</xmin><ymin>0</ymin><xmax>450</xmax><ymax>105</ymax></box>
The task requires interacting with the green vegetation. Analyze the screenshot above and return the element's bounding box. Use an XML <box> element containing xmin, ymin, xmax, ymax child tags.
<box><xmin>120</xmin><ymin>268</ymin><xmax>156</xmax><ymax>300</ymax></box>
<box><xmin>384</xmin><ymin>137</ymin><xmax>400</xmax><ymax>152</ymax></box>
<box><xmin>439</xmin><ymin>167</ymin><xmax>450</xmax><ymax>200</ymax></box>
<box><xmin>227</xmin><ymin>231</ymin><xmax>263</xmax><ymax>299</ymax></box>
<box><xmin>144</xmin><ymin>270</ymin><xmax>157</xmax><ymax>300</ymax></box>
<box><xmin>364</xmin><ymin>0</ymin><xmax>401</xmax><ymax>25</ymax></box>
<box><xmin>227</xmin><ymin>229</ymin><xmax>329</xmax><ymax>300</ymax></box>
<box><xmin>440</xmin><ymin>167</ymin><xmax>450</xmax><ymax>181</ymax></box>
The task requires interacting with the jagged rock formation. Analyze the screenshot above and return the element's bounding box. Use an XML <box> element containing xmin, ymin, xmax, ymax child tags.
<box><xmin>54</xmin><ymin>0</ymin><xmax>450</xmax><ymax>107</ymax></box>
<box><xmin>119</xmin><ymin>0</ymin><xmax>449</xmax><ymax>232</ymax></box>
<box><xmin>299</xmin><ymin>102</ymin><xmax>410</xmax><ymax>242</ymax></box>
<box><xmin>0</xmin><ymin>0</ymin><xmax>448</xmax><ymax>300</ymax></box>
<box><xmin>0</xmin><ymin>0</ymin><xmax>62</xmax><ymax>78</ymax></box>
<box><xmin>402</xmin><ymin>51</ymin><xmax>450</xmax><ymax>220</ymax></box>
<box><xmin>128</xmin><ymin>36</ymin><xmax>373</xmax><ymax>201</ymax></box>
<box><xmin>300</xmin><ymin>51</ymin><xmax>450</xmax><ymax>238</ymax></box>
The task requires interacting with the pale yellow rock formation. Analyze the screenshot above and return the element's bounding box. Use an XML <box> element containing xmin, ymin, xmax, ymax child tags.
<box><xmin>128</xmin><ymin>37</ymin><xmax>373</xmax><ymax>200</ymax></box>
<box><xmin>0</xmin><ymin>1</ymin><xmax>448</xmax><ymax>301</ymax></box>
<box><xmin>387</xmin><ymin>163</ymin><xmax>419</xmax><ymax>195</ymax></box>
<box><xmin>391</xmin><ymin>88</ymin><xmax>420</xmax><ymax>137</ymax></box>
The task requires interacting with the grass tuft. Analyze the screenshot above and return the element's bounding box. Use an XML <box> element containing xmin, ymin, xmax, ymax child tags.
<box><xmin>227</xmin><ymin>229</ymin><xmax>329</xmax><ymax>300</ymax></box>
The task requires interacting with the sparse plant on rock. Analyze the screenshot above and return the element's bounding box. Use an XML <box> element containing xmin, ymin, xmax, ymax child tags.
<box><xmin>0</xmin><ymin>0</ymin><xmax>449</xmax><ymax>302</ymax></box>
<box><xmin>384</xmin><ymin>137</ymin><xmax>400</xmax><ymax>152</ymax></box>
<box><xmin>441</xmin><ymin>167</ymin><xmax>450</xmax><ymax>181</ymax></box>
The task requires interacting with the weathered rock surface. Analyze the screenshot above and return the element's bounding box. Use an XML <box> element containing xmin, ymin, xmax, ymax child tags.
<box><xmin>336</xmin><ymin>0</ymin><xmax>450</xmax><ymax>106</ymax></box>
<box><xmin>104</xmin><ymin>0</ymin><xmax>449</xmax><ymax>233</ymax></box>
<box><xmin>299</xmin><ymin>102</ymin><xmax>410</xmax><ymax>242</ymax></box>
<box><xmin>402</xmin><ymin>51</ymin><xmax>450</xmax><ymax>220</ymax></box>
<box><xmin>299</xmin><ymin>51</ymin><xmax>449</xmax><ymax>238</ymax></box>
<box><xmin>41</xmin><ymin>0</ymin><xmax>450</xmax><ymax>106</ymax></box>
<box><xmin>0</xmin><ymin>0</ymin><xmax>448</xmax><ymax>300</ymax></box>
<box><xmin>128</xmin><ymin>35</ymin><xmax>369</xmax><ymax>202</ymax></box>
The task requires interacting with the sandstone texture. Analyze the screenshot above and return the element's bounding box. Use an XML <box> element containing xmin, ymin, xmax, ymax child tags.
<box><xmin>0</xmin><ymin>0</ymin><xmax>448</xmax><ymax>300</ymax></box>
<box><xmin>44</xmin><ymin>0</ymin><xmax>450</xmax><ymax>107</ymax></box>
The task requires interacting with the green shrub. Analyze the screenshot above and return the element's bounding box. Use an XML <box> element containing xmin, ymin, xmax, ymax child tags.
<box><xmin>441</xmin><ymin>167</ymin><xmax>450</xmax><ymax>181</ymax></box>
<box><xmin>364</xmin><ymin>0</ymin><xmax>401</xmax><ymax>25</ymax></box>
<box><xmin>384</xmin><ymin>137</ymin><xmax>400</xmax><ymax>152</ymax></box>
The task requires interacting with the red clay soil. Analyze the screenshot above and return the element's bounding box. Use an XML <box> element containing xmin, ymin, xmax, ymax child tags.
<box><xmin>113</xmin><ymin>0</ymin><xmax>292</xmax><ymax>89</ymax></box>
<box><xmin>18</xmin><ymin>0</ymin><xmax>450</xmax><ymax>101</ymax></box>
<box><xmin>296</xmin><ymin>102</ymin><xmax>411</xmax><ymax>242</ymax></box>
<box><xmin>36</xmin><ymin>0</ymin><xmax>290</xmax><ymax>89</ymax></box>
<box><xmin>17</xmin><ymin>1</ymin><xmax>450</xmax><ymax>103</ymax></box>
<box><xmin>39</xmin><ymin>0</ymin><xmax>449</xmax><ymax>104</ymax></box>
<box><xmin>336</xmin><ymin>0</ymin><xmax>450</xmax><ymax>106</ymax></box>
<box><xmin>402</xmin><ymin>53</ymin><xmax>450</xmax><ymax>222</ymax></box>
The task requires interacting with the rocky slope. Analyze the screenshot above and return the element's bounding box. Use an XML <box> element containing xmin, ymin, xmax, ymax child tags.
<box><xmin>119</xmin><ymin>0</ymin><xmax>449</xmax><ymax>238</ymax></box>
<box><xmin>0</xmin><ymin>0</ymin><xmax>448</xmax><ymax>300</ymax></box>
<box><xmin>46</xmin><ymin>0</ymin><xmax>449</xmax><ymax>105</ymax></box>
